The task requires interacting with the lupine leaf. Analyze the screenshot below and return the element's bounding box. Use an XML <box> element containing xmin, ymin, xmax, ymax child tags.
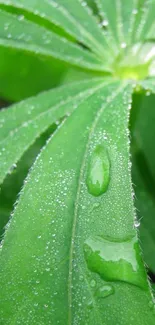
<box><xmin>0</xmin><ymin>46</ymin><xmax>66</xmax><ymax>102</ymax></box>
<box><xmin>1</xmin><ymin>81</ymin><xmax>155</xmax><ymax>324</ymax></box>
<box><xmin>95</xmin><ymin>0</ymin><xmax>140</xmax><ymax>47</ymax></box>
<box><xmin>134</xmin><ymin>0</ymin><xmax>155</xmax><ymax>42</ymax></box>
<box><xmin>0</xmin><ymin>127</ymin><xmax>56</xmax><ymax>238</ymax></box>
<box><xmin>1</xmin><ymin>0</ymin><xmax>155</xmax><ymax>324</ymax></box>
<box><xmin>0</xmin><ymin>78</ymin><xmax>104</xmax><ymax>184</ymax></box>
<box><xmin>0</xmin><ymin>0</ymin><xmax>114</xmax><ymax>62</ymax></box>
<box><xmin>0</xmin><ymin>9</ymin><xmax>109</xmax><ymax>72</ymax></box>
<box><xmin>131</xmin><ymin>89</ymin><xmax>155</xmax><ymax>273</ymax></box>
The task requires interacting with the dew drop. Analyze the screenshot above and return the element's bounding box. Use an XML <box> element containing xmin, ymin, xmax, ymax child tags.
<box><xmin>101</xmin><ymin>19</ymin><xmax>109</xmax><ymax>27</ymax></box>
<box><xmin>9</xmin><ymin>163</ymin><xmax>17</xmax><ymax>174</ymax></box>
<box><xmin>44</xmin><ymin>304</ymin><xmax>48</xmax><ymax>308</ymax></box>
<box><xmin>18</xmin><ymin>15</ymin><xmax>24</xmax><ymax>21</ymax></box>
<box><xmin>87</xmin><ymin>300</ymin><xmax>93</xmax><ymax>309</ymax></box>
<box><xmin>86</xmin><ymin>145</ymin><xmax>110</xmax><ymax>197</ymax></box>
<box><xmin>95</xmin><ymin>284</ymin><xmax>114</xmax><ymax>298</ymax></box>
<box><xmin>121</xmin><ymin>42</ymin><xmax>127</xmax><ymax>49</ymax></box>
<box><xmin>146</xmin><ymin>90</ymin><xmax>151</xmax><ymax>96</ymax></box>
<box><xmin>79</xmin><ymin>275</ymin><xmax>84</xmax><ymax>281</ymax></box>
<box><xmin>149</xmin><ymin>301</ymin><xmax>154</xmax><ymax>310</ymax></box>
<box><xmin>134</xmin><ymin>220</ymin><xmax>140</xmax><ymax>228</ymax></box>
<box><xmin>90</xmin><ymin>279</ymin><xmax>96</xmax><ymax>288</ymax></box>
<box><xmin>132</xmin><ymin>9</ymin><xmax>138</xmax><ymax>15</ymax></box>
<box><xmin>84</xmin><ymin>236</ymin><xmax>147</xmax><ymax>289</ymax></box>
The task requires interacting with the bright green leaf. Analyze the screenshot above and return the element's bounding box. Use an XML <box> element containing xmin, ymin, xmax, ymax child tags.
<box><xmin>0</xmin><ymin>127</ymin><xmax>56</xmax><ymax>238</ymax></box>
<box><xmin>0</xmin><ymin>9</ymin><xmax>109</xmax><ymax>72</ymax></box>
<box><xmin>134</xmin><ymin>0</ymin><xmax>155</xmax><ymax>42</ymax></box>
<box><xmin>95</xmin><ymin>0</ymin><xmax>138</xmax><ymax>47</ymax></box>
<box><xmin>1</xmin><ymin>82</ymin><xmax>155</xmax><ymax>324</ymax></box>
<box><xmin>0</xmin><ymin>46</ymin><xmax>66</xmax><ymax>102</ymax></box>
<box><xmin>0</xmin><ymin>78</ymin><xmax>105</xmax><ymax>184</ymax></box>
<box><xmin>0</xmin><ymin>0</ymin><xmax>114</xmax><ymax>62</ymax></box>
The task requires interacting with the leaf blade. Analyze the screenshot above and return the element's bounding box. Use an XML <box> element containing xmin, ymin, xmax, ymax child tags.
<box><xmin>0</xmin><ymin>0</ymin><xmax>114</xmax><ymax>61</ymax></box>
<box><xmin>95</xmin><ymin>0</ymin><xmax>138</xmax><ymax>47</ymax></box>
<box><xmin>0</xmin><ymin>78</ymin><xmax>106</xmax><ymax>184</ymax></box>
<box><xmin>0</xmin><ymin>81</ymin><xmax>155</xmax><ymax>324</ymax></box>
<box><xmin>0</xmin><ymin>9</ymin><xmax>108</xmax><ymax>72</ymax></box>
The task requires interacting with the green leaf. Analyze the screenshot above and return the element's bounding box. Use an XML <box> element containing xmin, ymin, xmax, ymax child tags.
<box><xmin>132</xmin><ymin>152</ymin><xmax>155</xmax><ymax>273</ymax></box>
<box><xmin>0</xmin><ymin>46</ymin><xmax>66</xmax><ymax>102</ymax></box>
<box><xmin>0</xmin><ymin>127</ymin><xmax>56</xmax><ymax>238</ymax></box>
<box><xmin>0</xmin><ymin>78</ymin><xmax>104</xmax><ymax>184</ymax></box>
<box><xmin>95</xmin><ymin>0</ymin><xmax>138</xmax><ymax>47</ymax></box>
<box><xmin>0</xmin><ymin>9</ymin><xmax>108</xmax><ymax>72</ymax></box>
<box><xmin>131</xmin><ymin>89</ymin><xmax>155</xmax><ymax>273</ymax></box>
<box><xmin>134</xmin><ymin>0</ymin><xmax>155</xmax><ymax>42</ymax></box>
<box><xmin>0</xmin><ymin>81</ymin><xmax>154</xmax><ymax>324</ymax></box>
<box><xmin>140</xmin><ymin>77</ymin><xmax>155</xmax><ymax>93</ymax></box>
<box><xmin>0</xmin><ymin>0</ymin><xmax>114</xmax><ymax>61</ymax></box>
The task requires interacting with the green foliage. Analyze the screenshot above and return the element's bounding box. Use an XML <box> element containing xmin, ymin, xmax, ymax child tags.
<box><xmin>0</xmin><ymin>1</ymin><xmax>155</xmax><ymax>324</ymax></box>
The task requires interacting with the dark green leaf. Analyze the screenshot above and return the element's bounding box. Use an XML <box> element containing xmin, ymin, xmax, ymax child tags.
<box><xmin>131</xmin><ymin>89</ymin><xmax>155</xmax><ymax>273</ymax></box>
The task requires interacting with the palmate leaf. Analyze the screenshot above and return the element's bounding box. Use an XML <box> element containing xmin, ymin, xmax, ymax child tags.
<box><xmin>1</xmin><ymin>81</ymin><xmax>155</xmax><ymax>325</ymax></box>
<box><xmin>1</xmin><ymin>0</ymin><xmax>155</xmax><ymax>324</ymax></box>
<box><xmin>0</xmin><ymin>78</ymin><xmax>104</xmax><ymax>184</ymax></box>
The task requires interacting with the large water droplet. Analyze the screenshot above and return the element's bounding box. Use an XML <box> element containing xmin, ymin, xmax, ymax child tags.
<box><xmin>86</xmin><ymin>145</ymin><xmax>110</xmax><ymax>197</ymax></box>
<box><xmin>95</xmin><ymin>284</ymin><xmax>114</xmax><ymax>298</ymax></box>
<box><xmin>84</xmin><ymin>236</ymin><xmax>147</xmax><ymax>289</ymax></box>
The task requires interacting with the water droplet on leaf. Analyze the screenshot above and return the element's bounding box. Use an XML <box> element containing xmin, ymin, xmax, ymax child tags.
<box><xmin>90</xmin><ymin>279</ymin><xmax>96</xmax><ymax>288</ymax></box>
<box><xmin>121</xmin><ymin>42</ymin><xmax>127</xmax><ymax>49</ymax></box>
<box><xmin>86</xmin><ymin>145</ymin><xmax>110</xmax><ymax>197</ymax></box>
<box><xmin>134</xmin><ymin>220</ymin><xmax>140</xmax><ymax>228</ymax></box>
<box><xmin>95</xmin><ymin>284</ymin><xmax>114</xmax><ymax>298</ymax></box>
<box><xmin>84</xmin><ymin>236</ymin><xmax>147</xmax><ymax>289</ymax></box>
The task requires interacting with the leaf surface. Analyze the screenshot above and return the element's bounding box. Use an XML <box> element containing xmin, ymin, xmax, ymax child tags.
<box><xmin>0</xmin><ymin>82</ymin><xmax>155</xmax><ymax>324</ymax></box>
<box><xmin>0</xmin><ymin>128</ymin><xmax>55</xmax><ymax>238</ymax></box>
<box><xmin>131</xmin><ymin>87</ymin><xmax>155</xmax><ymax>273</ymax></box>
<box><xmin>0</xmin><ymin>9</ymin><xmax>108</xmax><ymax>72</ymax></box>
<box><xmin>95</xmin><ymin>0</ymin><xmax>139</xmax><ymax>47</ymax></box>
<box><xmin>134</xmin><ymin>0</ymin><xmax>155</xmax><ymax>42</ymax></box>
<box><xmin>0</xmin><ymin>78</ymin><xmax>104</xmax><ymax>184</ymax></box>
<box><xmin>0</xmin><ymin>0</ymin><xmax>114</xmax><ymax>62</ymax></box>
<box><xmin>0</xmin><ymin>46</ymin><xmax>66</xmax><ymax>102</ymax></box>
